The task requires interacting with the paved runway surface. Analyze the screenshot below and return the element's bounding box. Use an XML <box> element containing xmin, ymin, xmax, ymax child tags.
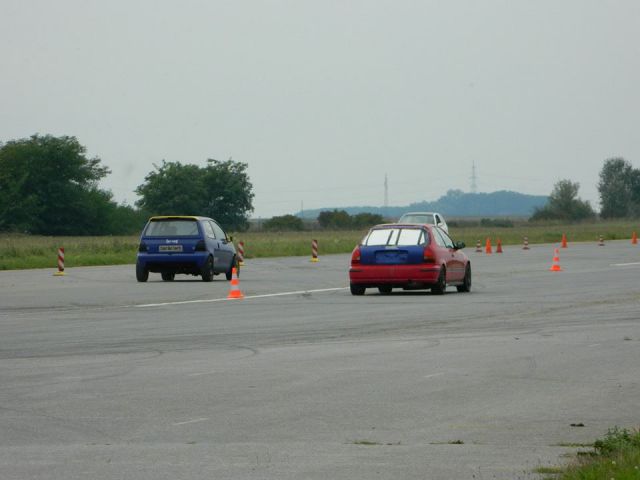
<box><xmin>1</xmin><ymin>241</ymin><xmax>639</xmax><ymax>479</ymax></box>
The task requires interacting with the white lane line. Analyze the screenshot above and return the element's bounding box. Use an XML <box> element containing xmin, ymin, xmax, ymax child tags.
<box><xmin>588</xmin><ymin>343</ymin><xmax>601</xmax><ymax>347</ymax></box>
<box><xmin>188</xmin><ymin>371</ymin><xmax>216</xmax><ymax>377</ymax></box>
<box><xmin>610</xmin><ymin>262</ymin><xmax>640</xmax><ymax>267</ymax></box>
<box><xmin>424</xmin><ymin>373</ymin><xmax>445</xmax><ymax>379</ymax></box>
<box><xmin>173</xmin><ymin>417</ymin><xmax>209</xmax><ymax>426</ymax></box>
<box><xmin>135</xmin><ymin>287</ymin><xmax>348</xmax><ymax>308</ymax></box>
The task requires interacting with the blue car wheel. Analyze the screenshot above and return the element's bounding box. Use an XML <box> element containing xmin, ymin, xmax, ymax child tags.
<box><xmin>201</xmin><ymin>256</ymin><xmax>214</xmax><ymax>282</ymax></box>
<box><xmin>225</xmin><ymin>255</ymin><xmax>238</xmax><ymax>281</ymax></box>
<box><xmin>136</xmin><ymin>262</ymin><xmax>149</xmax><ymax>283</ymax></box>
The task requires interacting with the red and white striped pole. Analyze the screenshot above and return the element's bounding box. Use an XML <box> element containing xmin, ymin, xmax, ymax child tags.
<box><xmin>311</xmin><ymin>239</ymin><xmax>319</xmax><ymax>263</ymax></box>
<box><xmin>53</xmin><ymin>247</ymin><xmax>66</xmax><ymax>276</ymax></box>
<box><xmin>237</xmin><ymin>241</ymin><xmax>245</xmax><ymax>266</ymax></box>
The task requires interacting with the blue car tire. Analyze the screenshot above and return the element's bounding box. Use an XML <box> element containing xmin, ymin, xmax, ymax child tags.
<box><xmin>225</xmin><ymin>256</ymin><xmax>238</xmax><ymax>281</ymax></box>
<box><xmin>201</xmin><ymin>256</ymin><xmax>214</xmax><ymax>282</ymax></box>
<box><xmin>136</xmin><ymin>262</ymin><xmax>149</xmax><ymax>283</ymax></box>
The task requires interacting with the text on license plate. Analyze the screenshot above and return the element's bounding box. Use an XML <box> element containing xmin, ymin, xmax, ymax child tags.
<box><xmin>159</xmin><ymin>245</ymin><xmax>183</xmax><ymax>252</ymax></box>
<box><xmin>375</xmin><ymin>251</ymin><xmax>408</xmax><ymax>264</ymax></box>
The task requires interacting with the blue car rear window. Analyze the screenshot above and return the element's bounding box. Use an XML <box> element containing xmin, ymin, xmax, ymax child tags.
<box><xmin>145</xmin><ymin>220</ymin><xmax>199</xmax><ymax>237</ymax></box>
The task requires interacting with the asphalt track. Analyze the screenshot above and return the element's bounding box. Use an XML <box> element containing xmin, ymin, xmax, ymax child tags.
<box><xmin>1</xmin><ymin>241</ymin><xmax>639</xmax><ymax>479</ymax></box>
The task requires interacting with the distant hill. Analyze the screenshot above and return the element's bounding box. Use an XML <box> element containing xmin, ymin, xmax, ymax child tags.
<box><xmin>298</xmin><ymin>189</ymin><xmax>548</xmax><ymax>219</ymax></box>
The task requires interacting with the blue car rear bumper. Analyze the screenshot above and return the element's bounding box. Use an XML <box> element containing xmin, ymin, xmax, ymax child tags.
<box><xmin>137</xmin><ymin>252</ymin><xmax>209</xmax><ymax>273</ymax></box>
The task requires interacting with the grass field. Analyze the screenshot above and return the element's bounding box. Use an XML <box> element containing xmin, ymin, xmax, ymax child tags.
<box><xmin>536</xmin><ymin>427</ymin><xmax>640</xmax><ymax>480</ymax></box>
<box><xmin>0</xmin><ymin>220</ymin><xmax>638</xmax><ymax>270</ymax></box>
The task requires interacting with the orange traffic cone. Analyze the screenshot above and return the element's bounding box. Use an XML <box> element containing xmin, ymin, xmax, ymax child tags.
<box><xmin>561</xmin><ymin>233</ymin><xmax>568</xmax><ymax>248</ymax></box>
<box><xmin>496</xmin><ymin>238</ymin><xmax>503</xmax><ymax>253</ymax></box>
<box><xmin>549</xmin><ymin>248</ymin><xmax>562</xmax><ymax>272</ymax></box>
<box><xmin>227</xmin><ymin>267</ymin><xmax>244</xmax><ymax>299</ymax></box>
<box><xmin>485</xmin><ymin>238</ymin><xmax>492</xmax><ymax>255</ymax></box>
<box><xmin>475</xmin><ymin>240</ymin><xmax>482</xmax><ymax>253</ymax></box>
<box><xmin>523</xmin><ymin>236</ymin><xmax>530</xmax><ymax>250</ymax></box>
<box><xmin>598</xmin><ymin>235</ymin><xmax>605</xmax><ymax>246</ymax></box>
<box><xmin>632</xmin><ymin>231</ymin><xmax>638</xmax><ymax>245</ymax></box>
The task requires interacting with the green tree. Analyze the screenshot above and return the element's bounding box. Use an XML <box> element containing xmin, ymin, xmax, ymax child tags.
<box><xmin>263</xmin><ymin>214</ymin><xmax>304</xmax><ymax>231</ymax></box>
<box><xmin>530</xmin><ymin>180</ymin><xmax>595</xmax><ymax>221</ymax></box>
<box><xmin>201</xmin><ymin>159</ymin><xmax>254</xmax><ymax>230</ymax></box>
<box><xmin>598</xmin><ymin>157</ymin><xmax>640</xmax><ymax>218</ymax></box>
<box><xmin>134</xmin><ymin>162</ymin><xmax>206</xmax><ymax>215</ymax></box>
<box><xmin>317</xmin><ymin>210</ymin><xmax>352</xmax><ymax>229</ymax></box>
<box><xmin>351</xmin><ymin>212</ymin><xmax>384</xmax><ymax>229</ymax></box>
<box><xmin>136</xmin><ymin>158</ymin><xmax>254</xmax><ymax>231</ymax></box>
<box><xmin>105</xmin><ymin>204</ymin><xmax>150</xmax><ymax>235</ymax></box>
<box><xmin>0</xmin><ymin>134</ymin><xmax>113</xmax><ymax>234</ymax></box>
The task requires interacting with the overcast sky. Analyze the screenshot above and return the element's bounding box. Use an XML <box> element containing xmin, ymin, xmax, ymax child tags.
<box><xmin>1</xmin><ymin>1</ymin><xmax>638</xmax><ymax>217</ymax></box>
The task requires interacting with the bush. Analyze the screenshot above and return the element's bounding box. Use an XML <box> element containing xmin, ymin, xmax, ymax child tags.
<box><xmin>480</xmin><ymin>218</ymin><xmax>514</xmax><ymax>228</ymax></box>
<box><xmin>263</xmin><ymin>214</ymin><xmax>304</xmax><ymax>231</ymax></box>
<box><xmin>317</xmin><ymin>210</ymin><xmax>353</xmax><ymax>229</ymax></box>
<box><xmin>594</xmin><ymin>427</ymin><xmax>640</xmax><ymax>456</ymax></box>
<box><xmin>530</xmin><ymin>179</ymin><xmax>596</xmax><ymax>222</ymax></box>
<box><xmin>352</xmin><ymin>213</ymin><xmax>385</xmax><ymax>229</ymax></box>
<box><xmin>316</xmin><ymin>210</ymin><xmax>385</xmax><ymax>230</ymax></box>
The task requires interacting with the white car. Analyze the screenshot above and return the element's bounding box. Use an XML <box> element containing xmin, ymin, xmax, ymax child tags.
<box><xmin>397</xmin><ymin>212</ymin><xmax>448</xmax><ymax>233</ymax></box>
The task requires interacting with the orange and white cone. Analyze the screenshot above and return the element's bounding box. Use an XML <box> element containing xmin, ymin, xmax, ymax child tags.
<box><xmin>237</xmin><ymin>241</ymin><xmax>245</xmax><ymax>266</ymax></box>
<box><xmin>598</xmin><ymin>235</ymin><xmax>605</xmax><ymax>246</ymax></box>
<box><xmin>475</xmin><ymin>240</ymin><xmax>482</xmax><ymax>253</ymax></box>
<box><xmin>631</xmin><ymin>231</ymin><xmax>637</xmax><ymax>245</ymax></box>
<box><xmin>227</xmin><ymin>267</ymin><xmax>244</xmax><ymax>299</ymax></box>
<box><xmin>496</xmin><ymin>238</ymin><xmax>503</xmax><ymax>254</ymax></box>
<box><xmin>523</xmin><ymin>236</ymin><xmax>530</xmax><ymax>250</ymax></box>
<box><xmin>561</xmin><ymin>233</ymin><xmax>568</xmax><ymax>248</ymax></box>
<box><xmin>549</xmin><ymin>248</ymin><xmax>562</xmax><ymax>272</ymax></box>
<box><xmin>53</xmin><ymin>247</ymin><xmax>66</xmax><ymax>276</ymax></box>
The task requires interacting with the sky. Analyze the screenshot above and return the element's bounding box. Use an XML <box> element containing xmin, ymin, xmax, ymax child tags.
<box><xmin>1</xmin><ymin>0</ymin><xmax>639</xmax><ymax>217</ymax></box>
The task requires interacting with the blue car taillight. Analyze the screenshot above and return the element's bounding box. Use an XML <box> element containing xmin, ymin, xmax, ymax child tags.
<box><xmin>138</xmin><ymin>242</ymin><xmax>148</xmax><ymax>252</ymax></box>
<box><xmin>195</xmin><ymin>240</ymin><xmax>206</xmax><ymax>251</ymax></box>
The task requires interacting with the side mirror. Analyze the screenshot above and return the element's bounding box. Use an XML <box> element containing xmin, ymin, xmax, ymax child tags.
<box><xmin>454</xmin><ymin>241</ymin><xmax>465</xmax><ymax>250</ymax></box>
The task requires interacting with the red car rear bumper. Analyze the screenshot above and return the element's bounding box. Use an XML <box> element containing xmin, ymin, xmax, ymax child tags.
<box><xmin>349</xmin><ymin>264</ymin><xmax>440</xmax><ymax>287</ymax></box>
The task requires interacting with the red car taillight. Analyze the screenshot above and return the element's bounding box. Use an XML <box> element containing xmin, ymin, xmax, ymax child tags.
<box><xmin>195</xmin><ymin>240</ymin><xmax>207</xmax><ymax>251</ymax></box>
<box><xmin>423</xmin><ymin>246</ymin><xmax>436</xmax><ymax>263</ymax></box>
<box><xmin>138</xmin><ymin>242</ymin><xmax>148</xmax><ymax>252</ymax></box>
<box><xmin>351</xmin><ymin>246</ymin><xmax>361</xmax><ymax>265</ymax></box>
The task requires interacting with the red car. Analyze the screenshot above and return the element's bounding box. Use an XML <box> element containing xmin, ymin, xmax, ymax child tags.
<box><xmin>349</xmin><ymin>223</ymin><xmax>471</xmax><ymax>295</ymax></box>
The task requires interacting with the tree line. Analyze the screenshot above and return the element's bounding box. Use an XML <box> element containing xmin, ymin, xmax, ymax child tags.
<box><xmin>0</xmin><ymin>134</ymin><xmax>253</xmax><ymax>235</ymax></box>
<box><xmin>1</xmin><ymin>134</ymin><xmax>639</xmax><ymax>235</ymax></box>
<box><xmin>262</xmin><ymin>211</ymin><xmax>385</xmax><ymax>231</ymax></box>
<box><xmin>531</xmin><ymin>158</ymin><xmax>640</xmax><ymax>222</ymax></box>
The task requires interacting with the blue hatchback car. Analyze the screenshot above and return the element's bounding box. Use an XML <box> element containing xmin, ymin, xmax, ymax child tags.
<box><xmin>136</xmin><ymin>216</ymin><xmax>238</xmax><ymax>282</ymax></box>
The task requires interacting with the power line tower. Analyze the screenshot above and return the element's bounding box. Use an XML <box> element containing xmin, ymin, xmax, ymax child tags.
<box><xmin>384</xmin><ymin>174</ymin><xmax>389</xmax><ymax>208</ymax></box>
<box><xmin>470</xmin><ymin>162</ymin><xmax>478</xmax><ymax>193</ymax></box>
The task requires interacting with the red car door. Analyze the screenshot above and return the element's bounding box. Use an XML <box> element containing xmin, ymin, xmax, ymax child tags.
<box><xmin>432</xmin><ymin>227</ymin><xmax>464</xmax><ymax>282</ymax></box>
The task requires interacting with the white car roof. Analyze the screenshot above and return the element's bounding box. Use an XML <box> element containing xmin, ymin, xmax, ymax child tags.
<box><xmin>402</xmin><ymin>212</ymin><xmax>440</xmax><ymax>215</ymax></box>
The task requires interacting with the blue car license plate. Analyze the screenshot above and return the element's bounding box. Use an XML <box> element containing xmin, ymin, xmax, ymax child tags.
<box><xmin>375</xmin><ymin>250</ymin><xmax>408</xmax><ymax>264</ymax></box>
<box><xmin>159</xmin><ymin>245</ymin><xmax>183</xmax><ymax>252</ymax></box>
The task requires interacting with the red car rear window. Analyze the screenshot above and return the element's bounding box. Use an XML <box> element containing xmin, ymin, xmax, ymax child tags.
<box><xmin>364</xmin><ymin>228</ymin><xmax>428</xmax><ymax>246</ymax></box>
